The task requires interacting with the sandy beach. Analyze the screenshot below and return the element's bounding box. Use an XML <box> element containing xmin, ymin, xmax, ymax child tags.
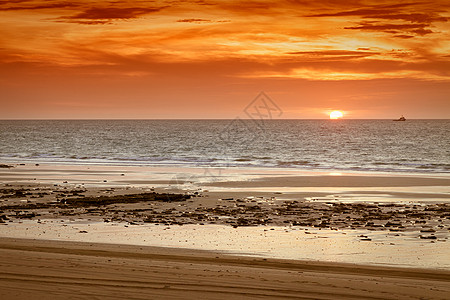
<box><xmin>1</xmin><ymin>237</ymin><xmax>449</xmax><ymax>300</ymax></box>
<box><xmin>0</xmin><ymin>163</ymin><xmax>449</xmax><ymax>299</ymax></box>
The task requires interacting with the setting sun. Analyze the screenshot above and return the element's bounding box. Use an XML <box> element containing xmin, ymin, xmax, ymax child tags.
<box><xmin>329</xmin><ymin>111</ymin><xmax>343</xmax><ymax>119</ymax></box>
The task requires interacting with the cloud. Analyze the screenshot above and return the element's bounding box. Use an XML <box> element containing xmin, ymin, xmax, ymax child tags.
<box><xmin>367</xmin><ymin>13</ymin><xmax>448</xmax><ymax>23</ymax></box>
<box><xmin>344</xmin><ymin>21</ymin><xmax>434</xmax><ymax>35</ymax></box>
<box><xmin>1</xmin><ymin>1</ymin><xmax>449</xmax><ymax>118</ymax></box>
<box><xmin>287</xmin><ymin>50</ymin><xmax>379</xmax><ymax>58</ymax></box>
<box><xmin>0</xmin><ymin>1</ymin><xmax>169</xmax><ymax>24</ymax></box>
<box><xmin>213</xmin><ymin>0</ymin><xmax>282</xmax><ymax>16</ymax></box>
<box><xmin>8</xmin><ymin>41</ymin><xmax>447</xmax><ymax>82</ymax></box>
<box><xmin>393</xmin><ymin>34</ymin><xmax>415</xmax><ymax>39</ymax></box>
<box><xmin>0</xmin><ymin>1</ymin><xmax>78</xmax><ymax>11</ymax></box>
<box><xmin>1</xmin><ymin>0</ymin><xmax>449</xmax><ymax>83</ymax></box>
<box><xmin>60</xmin><ymin>6</ymin><xmax>167</xmax><ymax>24</ymax></box>
<box><xmin>177</xmin><ymin>18</ymin><xmax>213</xmax><ymax>23</ymax></box>
<box><xmin>306</xmin><ymin>2</ymin><xmax>447</xmax><ymax>22</ymax></box>
<box><xmin>68</xmin><ymin>7</ymin><xmax>162</xmax><ymax>20</ymax></box>
<box><xmin>176</xmin><ymin>18</ymin><xmax>230</xmax><ymax>24</ymax></box>
<box><xmin>307</xmin><ymin>1</ymin><xmax>448</xmax><ymax>36</ymax></box>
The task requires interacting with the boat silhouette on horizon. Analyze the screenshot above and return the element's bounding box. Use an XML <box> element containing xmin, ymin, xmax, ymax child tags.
<box><xmin>393</xmin><ymin>115</ymin><xmax>406</xmax><ymax>121</ymax></box>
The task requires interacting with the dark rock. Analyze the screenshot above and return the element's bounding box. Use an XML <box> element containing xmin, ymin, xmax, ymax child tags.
<box><xmin>420</xmin><ymin>235</ymin><xmax>437</xmax><ymax>240</ymax></box>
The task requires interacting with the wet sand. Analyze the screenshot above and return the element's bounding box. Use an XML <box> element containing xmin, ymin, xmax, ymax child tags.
<box><xmin>0</xmin><ymin>237</ymin><xmax>449</xmax><ymax>300</ymax></box>
<box><xmin>2</xmin><ymin>220</ymin><xmax>449</xmax><ymax>269</ymax></box>
<box><xmin>206</xmin><ymin>175</ymin><xmax>450</xmax><ymax>187</ymax></box>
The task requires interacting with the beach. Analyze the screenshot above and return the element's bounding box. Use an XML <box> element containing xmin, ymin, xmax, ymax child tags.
<box><xmin>0</xmin><ymin>163</ymin><xmax>449</xmax><ymax>298</ymax></box>
<box><xmin>3</xmin><ymin>0</ymin><xmax>450</xmax><ymax>297</ymax></box>
<box><xmin>1</xmin><ymin>237</ymin><xmax>449</xmax><ymax>300</ymax></box>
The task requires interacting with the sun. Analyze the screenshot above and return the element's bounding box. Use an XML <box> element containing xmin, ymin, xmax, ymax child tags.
<box><xmin>329</xmin><ymin>111</ymin><xmax>343</xmax><ymax>119</ymax></box>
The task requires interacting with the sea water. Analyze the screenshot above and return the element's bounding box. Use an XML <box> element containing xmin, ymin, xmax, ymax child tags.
<box><xmin>0</xmin><ymin>119</ymin><xmax>448</xmax><ymax>173</ymax></box>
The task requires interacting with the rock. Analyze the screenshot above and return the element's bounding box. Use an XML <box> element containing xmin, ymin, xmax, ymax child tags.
<box><xmin>420</xmin><ymin>235</ymin><xmax>437</xmax><ymax>240</ymax></box>
<box><xmin>420</xmin><ymin>228</ymin><xmax>436</xmax><ymax>233</ymax></box>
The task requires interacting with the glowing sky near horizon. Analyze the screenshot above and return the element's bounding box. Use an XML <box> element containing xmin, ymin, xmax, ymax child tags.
<box><xmin>1</xmin><ymin>0</ymin><xmax>449</xmax><ymax>118</ymax></box>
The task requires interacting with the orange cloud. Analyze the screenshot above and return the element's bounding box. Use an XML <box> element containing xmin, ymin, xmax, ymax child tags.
<box><xmin>0</xmin><ymin>0</ymin><xmax>449</xmax><ymax>118</ymax></box>
<box><xmin>177</xmin><ymin>18</ymin><xmax>212</xmax><ymax>23</ymax></box>
<box><xmin>0</xmin><ymin>1</ymin><xmax>78</xmax><ymax>11</ymax></box>
<box><xmin>60</xmin><ymin>6</ymin><xmax>167</xmax><ymax>24</ymax></box>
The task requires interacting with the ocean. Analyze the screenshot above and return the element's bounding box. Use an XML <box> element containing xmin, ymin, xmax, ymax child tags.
<box><xmin>0</xmin><ymin>119</ymin><xmax>449</xmax><ymax>173</ymax></box>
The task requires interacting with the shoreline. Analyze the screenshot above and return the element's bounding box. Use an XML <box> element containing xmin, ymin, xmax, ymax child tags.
<box><xmin>1</xmin><ymin>161</ymin><xmax>449</xmax><ymax>183</ymax></box>
<box><xmin>1</xmin><ymin>160</ymin><xmax>449</xmax><ymax>178</ymax></box>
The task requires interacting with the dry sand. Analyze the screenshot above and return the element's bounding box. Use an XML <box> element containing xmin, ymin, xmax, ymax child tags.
<box><xmin>0</xmin><ymin>237</ymin><xmax>449</xmax><ymax>300</ymax></box>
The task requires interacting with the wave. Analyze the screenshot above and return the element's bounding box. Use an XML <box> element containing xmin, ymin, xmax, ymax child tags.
<box><xmin>1</xmin><ymin>154</ymin><xmax>448</xmax><ymax>174</ymax></box>
<box><xmin>277</xmin><ymin>160</ymin><xmax>316</xmax><ymax>167</ymax></box>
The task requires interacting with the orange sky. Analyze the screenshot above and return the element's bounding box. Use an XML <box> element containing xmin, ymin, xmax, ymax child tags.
<box><xmin>1</xmin><ymin>0</ymin><xmax>449</xmax><ymax>119</ymax></box>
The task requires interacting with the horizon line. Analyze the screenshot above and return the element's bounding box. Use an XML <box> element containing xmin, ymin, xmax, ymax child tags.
<box><xmin>0</xmin><ymin>118</ymin><xmax>449</xmax><ymax>121</ymax></box>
